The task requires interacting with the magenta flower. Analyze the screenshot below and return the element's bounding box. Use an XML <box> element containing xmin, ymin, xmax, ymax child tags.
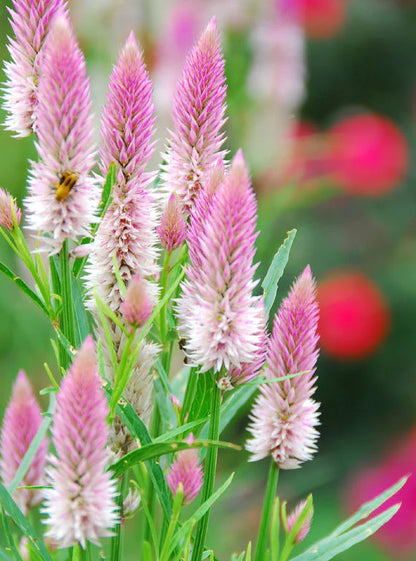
<box><xmin>3</xmin><ymin>0</ymin><xmax>67</xmax><ymax>137</ymax></box>
<box><xmin>176</xmin><ymin>150</ymin><xmax>265</xmax><ymax>372</ymax></box>
<box><xmin>160</xmin><ymin>17</ymin><xmax>227</xmax><ymax>213</ymax></box>
<box><xmin>120</xmin><ymin>273</ymin><xmax>153</xmax><ymax>328</ymax></box>
<box><xmin>246</xmin><ymin>266</ymin><xmax>320</xmax><ymax>469</ymax></box>
<box><xmin>157</xmin><ymin>193</ymin><xmax>188</xmax><ymax>253</ymax></box>
<box><xmin>0</xmin><ymin>370</ymin><xmax>47</xmax><ymax>514</ymax></box>
<box><xmin>166</xmin><ymin>435</ymin><xmax>203</xmax><ymax>505</ymax></box>
<box><xmin>0</xmin><ymin>188</ymin><xmax>21</xmax><ymax>231</ymax></box>
<box><xmin>42</xmin><ymin>336</ymin><xmax>118</xmax><ymax>549</ymax></box>
<box><xmin>25</xmin><ymin>13</ymin><xmax>98</xmax><ymax>253</ymax></box>
<box><xmin>285</xmin><ymin>498</ymin><xmax>313</xmax><ymax>544</ymax></box>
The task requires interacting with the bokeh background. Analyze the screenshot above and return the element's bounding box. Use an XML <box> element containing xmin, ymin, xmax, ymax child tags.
<box><xmin>1</xmin><ymin>0</ymin><xmax>416</xmax><ymax>559</ymax></box>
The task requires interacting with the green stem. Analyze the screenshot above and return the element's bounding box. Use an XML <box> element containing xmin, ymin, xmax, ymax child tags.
<box><xmin>191</xmin><ymin>376</ymin><xmax>222</xmax><ymax>561</ymax></box>
<box><xmin>59</xmin><ymin>240</ymin><xmax>76</xmax><ymax>368</ymax></box>
<box><xmin>254</xmin><ymin>460</ymin><xmax>279</xmax><ymax>561</ymax></box>
<box><xmin>111</xmin><ymin>475</ymin><xmax>127</xmax><ymax>561</ymax></box>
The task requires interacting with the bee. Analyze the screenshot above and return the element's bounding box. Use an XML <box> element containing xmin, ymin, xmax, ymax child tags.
<box><xmin>55</xmin><ymin>170</ymin><xmax>79</xmax><ymax>202</ymax></box>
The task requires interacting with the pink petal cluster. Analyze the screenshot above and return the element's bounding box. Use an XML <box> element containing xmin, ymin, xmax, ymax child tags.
<box><xmin>157</xmin><ymin>193</ymin><xmax>188</xmax><ymax>253</ymax></box>
<box><xmin>166</xmin><ymin>435</ymin><xmax>203</xmax><ymax>505</ymax></box>
<box><xmin>177</xmin><ymin>150</ymin><xmax>265</xmax><ymax>373</ymax></box>
<box><xmin>0</xmin><ymin>370</ymin><xmax>47</xmax><ymax>514</ymax></box>
<box><xmin>120</xmin><ymin>273</ymin><xmax>153</xmax><ymax>328</ymax></box>
<box><xmin>3</xmin><ymin>0</ymin><xmax>67</xmax><ymax>137</ymax></box>
<box><xmin>246</xmin><ymin>266</ymin><xmax>320</xmax><ymax>469</ymax></box>
<box><xmin>160</xmin><ymin>17</ymin><xmax>227</xmax><ymax>213</ymax></box>
<box><xmin>285</xmin><ymin>498</ymin><xmax>313</xmax><ymax>544</ymax></box>
<box><xmin>25</xmin><ymin>13</ymin><xmax>98</xmax><ymax>253</ymax></box>
<box><xmin>42</xmin><ymin>336</ymin><xmax>118</xmax><ymax>548</ymax></box>
<box><xmin>0</xmin><ymin>188</ymin><xmax>21</xmax><ymax>231</ymax></box>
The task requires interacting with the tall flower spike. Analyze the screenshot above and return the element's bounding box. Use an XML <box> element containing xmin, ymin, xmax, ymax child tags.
<box><xmin>42</xmin><ymin>336</ymin><xmax>118</xmax><ymax>549</ymax></box>
<box><xmin>160</xmin><ymin>17</ymin><xmax>227</xmax><ymax>213</ymax></box>
<box><xmin>0</xmin><ymin>187</ymin><xmax>21</xmax><ymax>231</ymax></box>
<box><xmin>3</xmin><ymin>0</ymin><xmax>67</xmax><ymax>136</ymax></box>
<box><xmin>166</xmin><ymin>435</ymin><xmax>203</xmax><ymax>505</ymax></box>
<box><xmin>0</xmin><ymin>370</ymin><xmax>47</xmax><ymax>514</ymax></box>
<box><xmin>177</xmin><ymin>150</ymin><xmax>265</xmax><ymax>372</ymax></box>
<box><xmin>246</xmin><ymin>266</ymin><xmax>320</xmax><ymax>469</ymax></box>
<box><xmin>157</xmin><ymin>192</ymin><xmax>188</xmax><ymax>253</ymax></box>
<box><xmin>25</xmin><ymin>13</ymin><xmax>98</xmax><ymax>254</ymax></box>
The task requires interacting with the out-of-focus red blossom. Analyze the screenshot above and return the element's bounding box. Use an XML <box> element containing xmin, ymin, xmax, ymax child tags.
<box><xmin>344</xmin><ymin>429</ymin><xmax>416</xmax><ymax>555</ymax></box>
<box><xmin>295</xmin><ymin>0</ymin><xmax>347</xmax><ymax>39</ymax></box>
<box><xmin>327</xmin><ymin>113</ymin><xmax>408</xmax><ymax>195</ymax></box>
<box><xmin>318</xmin><ymin>271</ymin><xmax>390</xmax><ymax>360</ymax></box>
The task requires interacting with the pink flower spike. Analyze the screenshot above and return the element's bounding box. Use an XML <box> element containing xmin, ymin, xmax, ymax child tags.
<box><xmin>177</xmin><ymin>150</ymin><xmax>265</xmax><ymax>373</ymax></box>
<box><xmin>157</xmin><ymin>192</ymin><xmax>187</xmax><ymax>253</ymax></box>
<box><xmin>3</xmin><ymin>0</ymin><xmax>67</xmax><ymax>137</ymax></box>
<box><xmin>121</xmin><ymin>273</ymin><xmax>153</xmax><ymax>328</ymax></box>
<box><xmin>246</xmin><ymin>266</ymin><xmax>320</xmax><ymax>469</ymax></box>
<box><xmin>25</xmin><ymin>13</ymin><xmax>98</xmax><ymax>254</ymax></box>
<box><xmin>160</xmin><ymin>17</ymin><xmax>227</xmax><ymax>213</ymax></box>
<box><xmin>42</xmin><ymin>336</ymin><xmax>118</xmax><ymax>548</ymax></box>
<box><xmin>285</xmin><ymin>498</ymin><xmax>313</xmax><ymax>544</ymax></box>
<box><xmin>166</xmin><ymin>435</ymin><xmax>203</xmax><ymax>505</ymax></box>
<box><xmin>0</xmin><ymin>188</ymin><xmax>21</xmax><ymax>231</ymax></box>
<box><xmin>0</xmin><ymin>370</ymin><xmax>47</xmax><ymax>514</ymax></box>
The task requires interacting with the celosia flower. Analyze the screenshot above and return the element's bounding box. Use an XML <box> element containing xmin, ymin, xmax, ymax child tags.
<box><xmin>123</xmin><ymin>487</ymin><xmax>141</xmax><ymax>519</ymax></box>
<box><xmin>166</xmin><ymin>435</ymin><xmax>203</xmax><ymax>504</ymax></box>
<box><xmin>177</xmin><ymin>150</ymin><xmax>265</xmax><ymax>372</ymax></box>
<box><xmin>42</xmin><ymin>336</ymin><xmax>118</xmax><ymax>549</ymax></box>
<box><xmin>157</xmin><ymin>192</ymin><xmax>187</xmax><ymax>253</ymax></box>
<box><xmin>0</xmin><ymin>370</ymin><xmax>47</xmax><ymax>514</ymax></box>
<box><xmin>246</xmin><ymin>266</ymin><xmax>320</xmax><ymax>469</ymax></box>
<box><xmin>120</xmin><ymin>272</ymin><xmax>153</xmax><ymax>328</ymax></box>
<box><xmin>3</xmin><ymin>0</ymin><xmax>67</xmax><ymax>136</ymax></box>
<box><xmin>25</xmin><ymin>13</ymin><xmax>98</xmax><ymax>253</ymax></box>
<box><xmin>160</xmin><ymin>17</ymin><xmax>227</xmax><ymax>213</ymax></box>
<box><xmin>0</xmin><ymin>188</ymin><xmax>21</xmax><ymax>231</ymax></box>
<box><xmin>284</xmin><ymin>498</ymin><xmax>313</xmax><ymax>544</ymax></box>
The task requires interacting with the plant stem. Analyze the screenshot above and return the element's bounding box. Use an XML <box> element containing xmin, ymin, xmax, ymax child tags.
<box><xmin>191</xmin><ymin>375</ymin><xmax>222</xmax><ymax>561</ymax></box>
<box><xmin>111</xmin><ymin>474</ymin><xmax>127</xmax><ymax>561</ymax></box>
<box><xmin>254</xmin><ymin>460</ymin><xmax>279</xmax><ymax>561</ymax></box>
<box><xmin>59</xmin><ymin>240</ymin><xmax>75</xmax><ymax>368</ymax></box>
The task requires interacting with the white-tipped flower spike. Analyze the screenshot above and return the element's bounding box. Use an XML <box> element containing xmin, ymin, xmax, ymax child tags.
<box><xmin>166</xmin><ymin>435</ymin><xmax>203</xmax><ymax>505</ymax></box>
<box><xmin>160</xmin><ymin>17</ymin><xmax>227</xmax><ymax>213</ymax></box>
<box><xmin>177</xmin><ymin>150</ymin><xmax>265</xmax><ymax>373</ymax></box>
<box><xmin>25</xmin><ymin>13</ymin><xmax>98</xmax><ymax>254</ymax></box>
<box><xmin>246</xmin><ymin>266</ymin><xmax>320</xmax><ymax>469</ymax></box>
<box><xmin>0</xmin><ymin>370</ymin><xmax>47</xmax><ymax>514</ymax></box>
<box><xmin>3</xmin><ymin>0</ymin><xmax>67</xmax><ymax>136</ymax></box>
<box><xmin>0</xmin><ymin>188</ymin><xmax>21</xmax><ymax>231</ymax></box>
<box><xmin>43</xmin><ymin>336</ymin><xmax>118</xmax><ymax>549</ymax></box>
<box><xmin>157</xmin><ymin>192</ymin><xmax>188</xmax><ymax>253</ymax></box>
<box><xmin>120</xmin><ymin>273</ymin><xmax>153</xmax><ymax>329</ymax></box>
<box><xmin>284</xmin><ymin>498</ymin><xmax>313</xmax><ymax>544</ymax></box>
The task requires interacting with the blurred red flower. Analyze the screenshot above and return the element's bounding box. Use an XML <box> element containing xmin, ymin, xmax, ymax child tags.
<box><xmin>318</xmin><ymin>271</ymin><xmax>390</xmax><ymax>360</ymax></box>
<box><xmin>297</xmin><ymin>0</ymin><xmax>347</xmax><ymax>39</ymax></box>
<box><xmin>344</xmin><ymin>429</ymin><xmax>416</xmax><ymax>555</ymax></box>
<box><xmin>327</xmin><ymin>113</ymin><xmax>408</xmax><ymax>195</ymax></box>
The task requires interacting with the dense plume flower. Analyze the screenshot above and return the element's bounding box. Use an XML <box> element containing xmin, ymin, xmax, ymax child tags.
<box><xmin>246</xmin><ymin>266</ymin><xmax>320</xmax><ymax>469</ymax></box>
<box><xmin>42</xmin><ymin>336</ymin><xmax>118</xmax><ymax>549</ymax></box>
<box><xmin>177</xmin><ymin>150</ymin><xmax>265</xmax><ymax>372</ymax></box>
<box><xmin>0</xmin><ymin>188</ymin><xmax>21</xmax><ymax>231</ymax></box>
<box><xmin>121</xmin><ymin>273</ymin><xmax>153</xmax><ymax>328</ymax></box>
<box><xmin>166</xmin><ymin>435</ymin><xmax>203</xmax><ymax>504</ymax></box>
<box><xmin>160</xmin><ymin>17</ymin><xmax>227</xmax><ymax>213</ymax></box>
<box><xmin>0</xmin><ymin>370</ymin><xmax>47</xmax><ymax>514</ymax></box>
<box><xmin>284</xmin><ymin>498</ymin><xmax>313</xmax><ymax>544</ymax></box>
<box><xmin>25</xmin><ymin>13</ymin><xmax>98</xmax><ymax>253</ymax></box>
<box><xmin>3</xmin><ymin>0</ymin><xmax>67</xmax><ymax>136</ymax></box>
<box><xmin>157</xmin><ymin>193</ymin><xmax>188</xmax><ymax>253</ymax></box>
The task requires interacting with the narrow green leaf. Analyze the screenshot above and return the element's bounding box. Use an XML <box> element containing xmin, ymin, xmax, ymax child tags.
<box><xmin>0</xmin><ymin>261</ymin><xmax>49</xmax><ymax>316</ymax></box>
<box><xmin>0</xmin><ymin>544</ymin><xmax>14</xmax><ymax>561</ymax></box>
<box><xmin>0</xmin><ymin>482</ymin><xmax>53</xmax><ymax>561</ymax></box>
<box><xmin>154</xmin><ymin>418</ymin><xmax>208</xmax><ymax>443</ymax></box>
<box><xmin>261</xmin><ymin>229</ymin><xmax>297</xmax><ymax>314</ymax></box>
<box><xmin>71</xmin><ymin>275</ymin><xmax>93</xmax><ymax>347</ymax></box>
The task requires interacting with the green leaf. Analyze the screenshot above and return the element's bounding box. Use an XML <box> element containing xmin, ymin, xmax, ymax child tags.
<box><xmin>261</xmin><ymin>229</ymin><xmax>297</xmax><ymax>314</ymax></box>
<box><xmin>0</xmin><ymin>483</ymin><xmax>53</xmax><ymax>561</ymax></box>
<box><xmin>0</xmin><ymin>261</ymin><xmax>49</xmax><ymax>316</ymax></box>
<box><xmin>187</xmin><ymin>372</ymin><xmax>212</xmax><ymax>426</ymax></box>
<box><xmin>71</xmin><ymin>274</ymin><xmax>93</xmax><ymax>347</ymax></box>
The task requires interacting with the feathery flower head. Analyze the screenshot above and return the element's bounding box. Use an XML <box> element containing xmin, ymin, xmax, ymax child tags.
<box><xmin>284</xmin><ymin>498</ymin><xmax>313</xmax><ymax>544</ymax></box>
<box><xmin>177</xmin><ymin>150</ymin><xmax>265</xmax><ymax>372</ymax></box>
<box><xmin>121</xmin><ymin>272</ymin><xmax>153</xmax><ymax>328</ymax></box>
<box><xmin>160</xmin><ymin>17</ymin><xmax>227</xmax><ymax>213</ymax></box>
<box><xmin>122</xmin><ymin>487</ymin><xmax>141</xmax><ymax>520</ymax></box>
<box><xmin>157</xmin><ymin>192</ymin><xmax>188</xmax><ymax>253</ymax></box>
<box><xmin>3</xmin><ymin>0</ymin><xmax>67</xmax><ymax>136</ymax></box>
<box><xmin>0</xmin><ymin>370</ymin><xmax>47</xmax><ymax>514</ymax></box>
<box><xmin>0</xmin><ymin>188</ymin><xmax>21</xmax><ymax>231</ymax></box>
<box><xmin>246</xmin><ymin>266</ymin><xmax>320</xmax><ymax>469</ymax></box>
<box><xmin>166</xmin><ymin>435</ymin><xmax>203</xmax><ymax>505</ymax></box>
<box><xmin>42</xmin><ymin>336</ymin><xmax>118</xmax><ymax>548</ymax></box>
<box><xmin>25</xmin><ymin>12</ymin><xmax>98</xmax><ymax>253</ymax></box>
